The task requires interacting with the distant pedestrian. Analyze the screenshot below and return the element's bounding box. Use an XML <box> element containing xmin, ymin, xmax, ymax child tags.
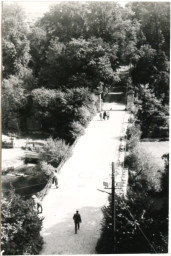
<box><xmin>99</xmin><ymin>112</ymin><xmax>103</xmax><ymax>120</ymax></box>
<box><xmin>106</xmin><ymin>111</ymin><xmax>110</xmax><ymax>120</ymax></box>
<box><xmin>32</xmin><ymin>195</ymin><xmax>43</xmax><ymax>214</ymax></box>
<box><xmin>103</xmin><ymin>111</ymin><xmax>107</xmax><ymax>120</ymax></box>
<box><xmin>73</xmin><ymin>210</ymin><xmax>82</xmax><ymax>234</ymax></box>
<box><xmin>52</xmin><ymin>170</ymin><xmax>58</xmax><ymax>188</ymax></box>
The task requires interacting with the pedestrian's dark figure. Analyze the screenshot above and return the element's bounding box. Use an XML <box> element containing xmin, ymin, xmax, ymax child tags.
<box><xmin>103</xmin><ymin>111</ymin><xmax>107</xmax><ymax>120</ymax></box>
<box><xmin>52</xmin><ymin>170</ymin><xmax>58</xmax><ymax>188</ymax></box>
<box><xmin>73</xmin><ymin>210</ymin><xmax>82</xmax><ymax>234</ymax></box>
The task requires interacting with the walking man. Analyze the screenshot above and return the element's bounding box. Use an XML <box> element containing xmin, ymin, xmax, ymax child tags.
<box><xmin>99</xmin><ymin>112</ymin><xmax>103</xmax><ymax>121</ymax></box>
<box><xmin>32</xmin><ymin>195</ymin><xmax>43</xmax><ymax>214</ymax></box>
<box><xmin>73</xmin><ymin>210</ymin><xmax>82</xmax><ymax>234</ymax></box>
<box><xmin>106</xmin><ymin>111</ymin><xmax>110</xmax><ymax>120</ymax></box>
<box><xmin>103</xmin><ymin>111</ymin><xmax>107</xmax><ymax>120</ymax></box>
<box><xmin>52</xmin><ymin>170</ymin><xmax>58</xmax><ymax>188</ymax></box>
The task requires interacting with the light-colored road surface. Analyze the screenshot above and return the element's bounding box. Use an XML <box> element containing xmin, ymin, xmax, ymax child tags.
<box><xmin>40</xmin><ymin>103</ymin><xmax>127</xmax><ymax>255</ymax></box>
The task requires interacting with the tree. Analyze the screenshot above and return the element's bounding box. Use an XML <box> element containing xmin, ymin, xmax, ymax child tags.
<box><xmin>135</xmin><ymin>85</ymin><xmax>169</xmax><ymax>138</ymax></box>
<box><xmin>3</xmin><ymin>3</ymin><xmax>30</xmax><ymax>78</ymax></box>
<box><xmin>96</xmin><ymin>183</ymin><xmax>168</xmax><ymax>253</ymax></box>
<box><xmin>38</xmin><ymin>138</ymin><xmax>70</xmax><ymax>168</ymax></box>
<box><xmin>2</xmin><ymin>76</ymin><xmax>28</xmax><ymax>132</ymax></box>
<box><xmin>28</xmin><ymin>27</ymin><xmax>47</xmax><ymax>77</ymax></box>
<box><xmin>128</xmin><ymin>2</ymin><xmax>170</xmax><ymax>57</ymax></box>
<box><xmin>1</xmin><ymin>191</ymin><xmax>43</xmax><ymax>255</ymax></box>
<box><xmin>30</xmin><ymin>87</ymin><xmax>97</xmax><ymax>140</ymax></box>
<box><xmin>38</xmin><ymin>2</ymin><xmax>87</xmax><ymax>43</ymax></box>
<box><xmin>39</xmin><ymin>37</ymin><xmax>119</xmax><ymax>90</ymax></box>
<box><xmin>160</xmin><ymin>153</ymin><xmax>169</xmax><ymax>196</ymax></box>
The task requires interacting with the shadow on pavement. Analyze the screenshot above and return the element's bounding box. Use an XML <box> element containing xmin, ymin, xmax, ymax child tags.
<box><xmin>40</xmin><ymin>206</ymin><xmax>103</xmax><ymax>255</ymax></box>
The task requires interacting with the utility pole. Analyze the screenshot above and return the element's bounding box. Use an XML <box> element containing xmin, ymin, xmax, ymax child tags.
<box><xmin>112</xmin><ymin>162</ymin><xmax>116</xmax><ymax>253</ymax></box>
<box><xmin>98</xmin><ymin>162</ymin><xmax>116</xmax><ymax>253</ymax></box>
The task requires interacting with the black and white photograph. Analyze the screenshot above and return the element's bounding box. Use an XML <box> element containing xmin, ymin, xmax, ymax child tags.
<box><xmin>1</xmin><ymin>0</ymin><xmax>170</xmax><ymax>254</ymax></box>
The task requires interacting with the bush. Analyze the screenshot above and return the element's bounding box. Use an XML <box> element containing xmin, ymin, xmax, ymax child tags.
<box><xmin>40</xmin><ymin>161</ymin><xmax>56</xmax><ymax>177</ymax></box>
<box><xmin>96</xmin><ymin>189</ymin><xmax>168</xmax><ymax>254</ymax></box>
<box><xmin>126</xmin><ymin>124</ymin><xmax>141</xmax><ymax>151</ymax></box>
<box><xmin>1</xmin><ymin>191</ymin><xmax>43</xmax><ymax>255</ymax></box>
<box><xmin>69</xmin><ymin>121</ymin><xmax>85</xmax><ymax>140</ymax></box>
<box><xmin>75</xmin><ymin>106</ymin><xmax>92</xmax><ymax>126</ymax></box>
<box><xmin>38</xmin><ymin>137</ymin><xmax>70</xmax><ymax>168</ymax></box>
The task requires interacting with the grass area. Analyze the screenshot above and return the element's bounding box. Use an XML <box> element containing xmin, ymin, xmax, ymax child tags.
<box><xmin>136</xmin><ymin>141</ymin><xmax>169</xmax><ymax>191</ymax></box>
<box><xmin>139</xmin><ymin>141</ymin><xmax>169</xmax><ymax>168</ymax></box>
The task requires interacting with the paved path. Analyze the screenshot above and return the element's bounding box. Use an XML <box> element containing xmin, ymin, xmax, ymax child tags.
<box><xmin>40</xmin><ymin>103</ymin><xmax>127</xmax><ymax>255</ymax></box>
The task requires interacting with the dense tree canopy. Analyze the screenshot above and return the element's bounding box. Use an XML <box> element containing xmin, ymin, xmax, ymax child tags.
<box><xmin>2</xmin><ymin>2</ymin><xmax>170</xmax><ymax>254</ymax></box>
<box><xmin>3</xmin><ymin>4</ymin><xmax>30</xmax><ymax>78</ymax></box>
<box><xmin>1</xmin><ymin>191</ymin><xmax>43</xmax><ymax>255</ymax></box>
<box><xmin>128</xmin><ymin>2</ymin><xmax>170</xmax><ymax>57</ymax></box>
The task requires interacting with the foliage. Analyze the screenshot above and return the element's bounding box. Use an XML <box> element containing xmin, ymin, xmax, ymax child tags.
<box><xmin>2</xmin><ymin>76</ymin><xmax>28</xmax><ymax>132</ymax></box>
<box><xmin>96</xmin><ymin>124</ymin><xmax>168</xmax><ymax>253</ymax></box>
<box><xmin>38</xmin><ymin>37</ymin><xmax>119</xmax><ymax>90</ymax></box>
<box><xmin>96</xmin><ymin>177</ymin><xmax>168</xmax><ymax>253</ymax></box>
<box><xmin>38</xmin><ymin>138</ymin><xmax>70</xmax><ymax>168</ymax></box>
<box><xmin>131</xmin><ymin>46</ymin><xmax>169</xmax><ymax>105</ymax></box>
<box><xmin>40</xmin><ymin>161</ymin><xmax>56</xmax><ymax>177</ymax></box>
<box><xmin>3</xmin><ymin>2</ymin><xmax>169</xmax><ymax>138</ymax></box>
<box><xmin>135</xmin><ymin>85</ymin><xmax>169</xmax><ymax>138</ymax></box>
<box><xmin>30</xmin><ymin>87</ymin><xmax>97</xmax><ymax>141</ymax></box>
<box><xmin>1</xmin><ymin>191</ymin><xmax>43</xmax><ymax>255</ymax></box>
<box><xmin>128</xmin><ymin>2</ymin><xmax>170</xmax><ymax>57</ymax></box>
<box><xmin>126</xmin><ymin>145</ymin><xmax>163</xmax><ymax>192</ymax></box>
<box><xmin>3</xmin><ymin>3</ymin><xmax>30</xmax><ymax>78</ymax></box>
<box><xmin>68</xmin><ymin>121</ymin><xmax>85</xmax><ymax>140</ymax></box>
<box><xmin>28</xmin><ymin>27</ymin><xmax>47</xmax><ymax>77</ymax></box>
<box><xmin>160</xmin><ymin>153</ymin><xmax>169</xmax><ymax>196</ymax></box>
<box><xmin>125</xmin><ymin>124</ymin><xmax>165</xmax><ymax>191</ymax></box>
<box><xmin>126</xmin><ymin>124</ymin><xmax>141</xmax><ymax>150</ymax></box>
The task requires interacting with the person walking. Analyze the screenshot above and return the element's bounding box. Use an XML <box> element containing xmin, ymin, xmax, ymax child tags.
<box><xmin>32</xmin><ymin>195</ymin><xmax>43</xmax><ymax>214</ymax></box>
<box><xmin>52</xmin><ymin>170</ymin><xmax>59</xmax><ymax>188</ymax></box>
<box><xmin>106</xmin><ymin>111</ymin><xmax>110</xmax><ymax>120</ymax></box>
<box><xmin>99</xmin><ymin>112</ymin><xmax>103</xmax><ymax>121</ymax></box>
<box><xmin>103</xmin><ymin>111</ymin><xmax>107</xmax><ymax>120</ymax></box>
<box><xmin>73</xmin><ymin>210</ymin><xmax>82</xmax><ymax>234</ymax></box>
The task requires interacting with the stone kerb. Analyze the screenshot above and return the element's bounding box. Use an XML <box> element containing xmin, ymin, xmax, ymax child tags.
<box><xmin>115</xmin><ymin>112</ymin><xmax>130</xmax><ymax>197</ymax></box>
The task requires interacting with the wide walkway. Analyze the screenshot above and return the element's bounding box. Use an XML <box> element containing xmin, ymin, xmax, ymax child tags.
<box><xmin>40</xmin><ymin>103</ymin><xmax>127</xmax><ymax>254</ymax></box>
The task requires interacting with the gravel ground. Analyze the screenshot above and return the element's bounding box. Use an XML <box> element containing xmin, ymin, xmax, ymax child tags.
<box><xmin>40</xmin><ymin>103</ymin><xmax>127</xmax><ymax>254</ymax></box>
<box><xmin>2</xmin><ymin>137</ymin><xmax>45</xmax><ymax>169</ymax></box>
<box><xmin>2</xmin><ymin>138</ymin><xmax>26</xmax><ymax>169</ymax></box>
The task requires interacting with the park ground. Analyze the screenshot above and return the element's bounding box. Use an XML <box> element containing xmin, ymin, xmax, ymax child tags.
<box><xmin>40</xmin><ymin>102</ymin><xmax>127</xmax><ymax>254</ymax></box>
<box><xmin>2</xmin><ymin>102</ymin><xmax>168</xmax><ymax>254</ymax></box>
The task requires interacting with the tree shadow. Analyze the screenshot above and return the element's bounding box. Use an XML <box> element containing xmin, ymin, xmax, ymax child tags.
<box><xmin>40</xmin><ymin>206</ymin><xmax>103</xmax><ymax>255</ymax></box>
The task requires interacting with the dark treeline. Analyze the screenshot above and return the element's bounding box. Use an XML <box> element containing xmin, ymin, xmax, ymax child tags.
<box><xmin>2</xmin><ymin>2</ymin><xmax>170</xmax><ymax>141</ymax></box>
<box><xmin>2</xmin><ymin>2</ymin><xmax>170</xmax><ymax>139</ymax></box>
